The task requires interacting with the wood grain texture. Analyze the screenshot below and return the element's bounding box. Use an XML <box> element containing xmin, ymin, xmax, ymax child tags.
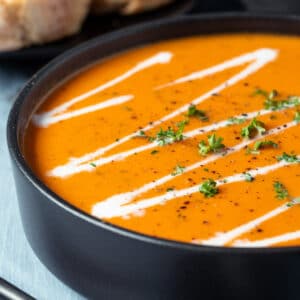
<box><xmin>0</xmin><ymin>64</ymin><xmax>84</xmax><ymax>300</ymax></box>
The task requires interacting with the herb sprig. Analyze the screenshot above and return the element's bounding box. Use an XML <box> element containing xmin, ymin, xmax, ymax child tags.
<box><xmin>273</xmin><ymin>180</ymin><xmax>300</xmax><ymax>207</ymax></box>
<box><xmin>171</xmin><ymin>165</ymin><xmax>185</xmax><ymax>176</ymax></box>
<box><xmin>241</xmin><ymin>117</ymin><xmax>266</xmax><ymax>139</ymax></box>
<box><xmin>150</xmin><ymin>120</ymin><xmax>187</xmax><ymax>146</ymax></box>
<box><xmin>244</xmin><ymin>173</ymin><xmax>254</xmax><ymax>182</ymax></box>
<box><xmin>295</xmin><ymin>111</ymin><xmax>300</xmax><ymax>123</ymax></box>
<box><xmin>253</xmin><ymin>88</ymin><xmax>300</xmax><ymax>111</ymax></box>
<box><xmin>199</xmin><ymin>179</ymin><xmax>219</xmax><ymax>198</ymax></box>
<box><xmin>273</xmin><ymin>181</ymin><xmax>289</xmax><ymax>200</ymax></box>
<box><xmin>198</xmin><ymin>134</ymin><xmax>225</xmax><ymax>156</ymax></box>
<box><xmin>187</xmin><ymin>104</ymin><xmax>208</xmax><ymax>121</ymax></box>
<box><xmin>246</xmin><ymin>140</ymin><xmax>278</xmax><ymax>154</ymax></box>
<box><xmin>227</xmin><ymin>117</ymin><xmax>246</xmax><ymax>126</ymax></box>
<box><xmin>287</xmin><ymin>197</ymin><xmax>300</xmax><ymax>207</ymax></box>
<box><xmin>277</xmin><ymin>152</ymin><xmax>300</xmax><ymax>163</ymax></box>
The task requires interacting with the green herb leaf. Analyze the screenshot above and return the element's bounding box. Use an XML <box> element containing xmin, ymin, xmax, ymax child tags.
<box><xmin>254</xmin><ymin>88</ymin><xmax>300</xmax><ymax>111</ymax></box>
<box><xmin>273</xmin><ymin>181</ymin><xmax>289</xmax><ymax>200</ymax></box>
<box><xmin>246</xmin><ymin>140</ymin><xmax>278</xmax><ymax>154</ymax></box>
<box><xmin>152</xmin><ymin>120</ymin><xmax>187</xmax><ymax>146</ymax></box>
<box><xmin>241</xmin><ymin>117</ymin><xmax>266</xmax><ymax>138</ymax></box>
<box><xmin>244</xmin><ymin>173</ymin><xmax>254</xmax><ymax>182</ymax></box>
<box><xmin>198</xmin><ymin>134</ymin><xmax>225</xmax><ymax>156</ymax></box>
<box><xmin>286</xmin><ymin>197</ymin><xmax>300</xmax><ymax>207</ymax></box>
<box><xmin>252</xmin><ymin>88</ymin><xmax>271</xmax><ymax>98</ymax></box>
<box><xmin>294</xmin><ymin>111</ymin><xmax>300</xmax><ymax>123</ymax></box>
<box><xmin>166</xmin><ymin>187</ymin><xmax>174</xmax><ymax>192</ymax></box>
<box><xmin>253</xmin><ymin>140</ymin><xmax>278</xmax><ymax>151</ymax></box>
<box><xmin>277</xmin><ymin>152</ymin><xmax>300</xmax><ymax>163</ymax></box>
<box><xmin>199</xmin><ymin>179</ymin><xmax>219</xmax><ymax>198</ymax></box>
<box><xmin>90</xmin><ymin>162</ymin><xmax>97</xmax><ymax>168</ymax></box>
<box><xmin>138</xmin><ymin>130</ymin><xmax>146</xmax><ymax>136</ymax></box>
<box><xmin>171</xmin><ymin>165</ymin><xmax>185</xmax><ymax>176</ymax></box>
<box><xmin>135</xmin><ymin>130</ymin><xmax>149</xmax><ymax>139</ymax></box>
<box><xmin>227</xmin><ymin>117</ymin><xmax>246</xmax><ymax>125</ymax></box>
<box><xmin>266</xmin><ymin>96</ymin><xmax>300</xmax><ymax>111</ymax></box>
<box><xmin>187</xmin><ymin>104</ymin><xmax>208</xmax><ymax>121</ymax></box>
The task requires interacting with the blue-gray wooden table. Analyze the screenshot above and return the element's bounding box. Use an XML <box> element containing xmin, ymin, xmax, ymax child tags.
<box><xmin>0</xmin><ymin>61</ymin><xmax>83</xmax><ymax>300</ymax></box>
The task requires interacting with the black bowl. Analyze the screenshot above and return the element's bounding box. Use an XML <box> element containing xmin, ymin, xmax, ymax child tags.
<box><xmin>7</xmin><ymin>14</ymin><xmax>300</xmax><ymax>300</ymax></box>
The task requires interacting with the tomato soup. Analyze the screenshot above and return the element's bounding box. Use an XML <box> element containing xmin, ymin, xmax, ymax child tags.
<box><xmin>24</xmin><ymin>34</ymin><xmax>300</xmax><ymax>247</ymax></box>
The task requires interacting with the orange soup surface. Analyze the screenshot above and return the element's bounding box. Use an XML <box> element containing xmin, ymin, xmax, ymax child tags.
<box><xmin>24</xmin><ymin>34</ymin><xmax>300</xmax><ymax>247</ymax></box>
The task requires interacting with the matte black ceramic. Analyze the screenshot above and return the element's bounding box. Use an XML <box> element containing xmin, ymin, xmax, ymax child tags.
<box><xmin>7</xmin><ymin>14</ymin><xmax>300</xmax><ymax>300</ymax></box>
<box><xmin>242</xmin><ymin>0</ymin><xmax>300</xmax><ymax>14</ymax></box>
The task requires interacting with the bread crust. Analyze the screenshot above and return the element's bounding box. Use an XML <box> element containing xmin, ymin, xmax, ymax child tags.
<box><xmin>0</xmin><ymin>0</ymin><xmax>91</xmax><ymax>51</ymax></box>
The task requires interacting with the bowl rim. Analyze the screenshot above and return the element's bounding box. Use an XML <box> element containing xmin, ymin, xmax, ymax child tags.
<box><xmin>7</xmin><ymin>12</ymin><xmax>300</xmax><ymax>255</ymax></box>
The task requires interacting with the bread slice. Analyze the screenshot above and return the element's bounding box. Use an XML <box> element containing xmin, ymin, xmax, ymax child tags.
<box><xmin>0</xmin><ymin>0</ymin><xmax>91</xmax><ymax>51</ymax></box>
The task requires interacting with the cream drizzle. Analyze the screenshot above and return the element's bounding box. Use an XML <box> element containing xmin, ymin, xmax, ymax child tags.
<box><xmin>233</xmin><ymin>230</ymin><xmax>300</xmax><ymax>247</ymax></box>
<box><xmin>91</xmin><ymin>158</ymin><xmax>298</xmax><ymax>219</ymax></box>
<box><xmin>72</xmin><ymin>121</ymin><xmax>297</xmax><ymax>214</ymax></box>
<box><xmin>46</xmin><ymin>48</ymin><xmax>279</xmax><ymax>176</ymax></box>
<box><xmin>33</xmin><ymin>95</ymin><xmax>134</xmax><ymax>127</ymax></box>
<box><xmin>36</xmin><ymin>44</ymin><xmax>300</xmax><ymax>247</ymax></box>
<box><xmin>156</xmin><ymin>48</ymin><xmax>277</xmax><ymax>89</ymax></box>
<box><xmin>33</xmin><ymin>52</ymin><xmax>173</xmax><ymax>127</ymax></box>
<box><xmin>49</xmin><ymin>118</ymin><xmax>297</xmax><ymax>177</ymax></box>
<box><xmin>199</xmin><ymin>203</ymin><xmax>290</xmax><ymax>246</ymax></box>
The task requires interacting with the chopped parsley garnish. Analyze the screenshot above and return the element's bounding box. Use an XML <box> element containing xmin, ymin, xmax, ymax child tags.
<box><xmin>166</xmin><ymin>187</ymin><xmax>174</xmax><ymax>192</ymax></box>
<box><xmin>151</xmin><ymin>120</ymin><xmax>187</xmax><ymax>146</ymax></box>
<box><xmin>135</xmin><ymin>130</ymin><xmax>149</xmax><ymax>139</ymax></box>
<box><xmin>287</xmin><ymin>197</ymin><xmax>300</xmax><ymax>207</ymax></box>
<box><xmin>198</xmin><ymin>134</ymin><xmax>225</xmax><ymax>156</ymax></box>
<box><xmin>277</xmin><ymin>152</ymin><xmax>300</xmax><ymax>163</ymax></box>
<box><xmin>253</xmin><ymin>88</ymin><xmax>300</xmax><ymax>111</ymax></box>
<box><xmin>241</xmin><ymin>117</ymin><xmax>266</xmax><ymax>138</ymax></box>
<box><xmin>244</xmin><ymin>173</ymin><xmax>254</xmax><ymax>182</ymax></box>
<box><xmin>294</xmin><ymin>111</ymin><xmax>300</xmax><ymax>123</ymax></box>
<box><xmin>227</xmin><ymin>117</ymin><xmax>246</xmax><ymax>125</ymax></box>
<box><xmin>90</xmin><ymin>162</ymin><xmax>97</xmax><ymax>168</ymax></box>
<box><xmin>273</xmin><ymin>181</ymin><xmax>289</xmax><ymax>200</ymax></box>
<box><xmin>254</xmin><ymin>140</ymin><xmax>278</xmax><ymax>150</ymax></box>
<box><xmin>252</xmin><ymin>88</ymin><xmax>272</xmax><ymax>98</ymax></box>
<box><xmin>151</xmin><ymin>150</ymin><xmax>159</xmax><ymax>155</ymax></box>
<box><xmin>187</xmin><ymin>104</ymin><xmax>208</xmax><ymax>121</ymax></box>
<box><xmin>199</xmin><ymin>179</ymin><xmax>219</xmax><ymax>198</ymax></box>
<box><xmin>171</xmin><ymin>165</ymin><xmax>185</xmax><ymax>176</ymax></box>
<box><xmin>138</xmin><ymin>130</ymin><xmax>146</xmax><ymax>136</ymax></box>
<box><xmin>246</xmin><ymin>140</ymin><xmax>278</xmax><ymax>154</ymax></box>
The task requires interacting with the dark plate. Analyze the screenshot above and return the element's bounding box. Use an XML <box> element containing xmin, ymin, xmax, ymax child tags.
<box><xmin>0</xmin><ymin>0</ymin><xmax>193</xmax><ymax>60</ymax></box>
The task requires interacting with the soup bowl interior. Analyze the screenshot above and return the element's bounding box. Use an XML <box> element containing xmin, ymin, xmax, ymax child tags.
<box><xmin>7</xmin><ymin>14</ymin><xmax>300</xmax><ymax>300</ymax></box>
